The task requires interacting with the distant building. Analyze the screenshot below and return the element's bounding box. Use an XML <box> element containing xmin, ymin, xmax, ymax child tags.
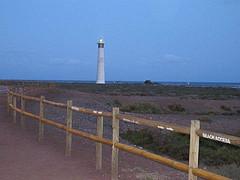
<box><xmin>96</xmin><ymin>38</ymin><xmax>105</xmax><ymax>84</ymax></box>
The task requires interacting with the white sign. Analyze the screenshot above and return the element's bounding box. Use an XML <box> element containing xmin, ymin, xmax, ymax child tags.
<box><xmin>202</xmin><ymin>133</ymin><xmax>231</xmax><ymax>144</ymax></box>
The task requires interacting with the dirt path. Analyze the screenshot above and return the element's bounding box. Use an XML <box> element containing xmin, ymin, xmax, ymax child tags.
<box><xmin>0</xmin><ymin>87</ymin><xmax>187</xmax><ymax>180</ymax></box>
<box><xmin>0</xmin><ymin>91</ymin><xmax>111</xmax><ymax>180</ymax></box>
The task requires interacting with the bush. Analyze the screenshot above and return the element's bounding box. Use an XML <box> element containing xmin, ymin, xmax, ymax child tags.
<box><xmin>220</xmin><ymin>105</ymin><xmax>232</xmax><ymax>111</ymax></box>
<box><xmin>168</xmin><ymin>104</ymin><xmax>185</xmax><ymax>112</ymax></box>
<box><xmin>113</xmin><ymin>99</ymin><xmax>122</xmax><ymax>107</ymax></box>
<box><xmin>46</xmin><ymin>88</ymin><xmax>63</xmax><ymax>94</ymax></box>
<box><xmin>221</xmin><ymin>112</ymin><xmax>235</xmax><ymax>116</ymax></box>
<box><xmin>199</xmin><ymin>116</ymin><xmax>212</xmax><ymax>123</ymax></box>
<box><xmin>121</xmin><ymin>129</ymin><xmax>240</xmax><ymax>166</ymax></box>
<box><xmin>121</xmin><ymin>103</ymin><xmax>161</xmax><ymax>114</ymax></box>
<box><xmin>158</xmin><ymin>132</ymin><xmax>190</xmax><ymax>160</ymax></box>
<box><xmin>206</xmin><ymin>111</ymin><xmax>217</xmax><ymax>115</ymax></box>
<box><xmin>200</xmin><ymin>145</ymin><xmax>240</xmax><ymax>166</ymax></box>
<box><xmin>209</xmin><ymin>164</ymin><xmax>240</xmax><ymax>180</ymax></box>
<box><xmin>121</xmin><ymin>129</ymin><xmax>154</xmax><ymax>146</ymax></box>
<box><xmin>106</xmin><ymin>99</ymin><xmax>122</xmax><ymax>107</ymax></box>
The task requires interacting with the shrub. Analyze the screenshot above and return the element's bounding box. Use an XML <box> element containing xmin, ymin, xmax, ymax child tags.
<box><xmin>121</xmin><ymin>103</ymin><xmax>161</xmax><ymax>114</ymax></box>
<box><xmin>209</xmin><ymin>164</ymin><xmax>240</xmax><ymax>180</ymax></box>
<box><xmin>106</xmin><ymin>99</ymin><xmax>122</xmax><ymax>107</ymax></box>
<box><xmin>206</xmin><ymin>111</ymin><xmax>217</xmax><ymax>115</ymax></box>
<box><xmin>113</xmin><ymin>99</ymin><xmax>122</xmax><ymax>107</ymax></box>
<box><xmin>220</xmin><ymin>105</ymin><xmax>232</xmax><ymax>111</ymax></box>
<box><xmin>221</xmin><ymin>112</ymin><xmax>235</xmax><ymax>116</ymax></box>
<box><xmin>158</xmin><ymin>132</ymin><xmax>190</xmax><ymax>160</ymax></box>
<box><xmin>121</xmin><ymin>129</ymin><xmax>240</xmax><ymax>166</ymax></box>
<box><xmin>121</xmin><ymin>129</ymin><xmax>154</xmax><ymax>146</ymax></box>
<box><xmin>168</xmin><ymin>104</ymin><xmax>185</xmax><ymax>112</ymax></box>
<box><xmin>199</xmin><ymin>116</ymin><xmax>212</xmax><ymax>123</ymax></box>
<box><xmin>46</xmin><ymin>88</ymin><xmax>63</xmax><ymax>94</ymax></box>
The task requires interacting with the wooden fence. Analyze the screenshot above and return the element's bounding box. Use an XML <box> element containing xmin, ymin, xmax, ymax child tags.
<box><xmin>7</xmin><ymin>90</ymin><xmax>240</xmax><ymax>180</ymax></box>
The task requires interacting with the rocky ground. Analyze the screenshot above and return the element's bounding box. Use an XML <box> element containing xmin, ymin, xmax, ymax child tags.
<box><xmin>23</xmin><ymin>86</ymin><xmax>240</xmax><ymax>136</ymax></box>
<box><xmin>1</xmin><ymin>86</ymin><xmax>189</xmax><ymax>180</ymax></box>
<box><xmin>1</xmin><ymin>85</ymin><xmax>240</xmax><ymax>180</ymax></box>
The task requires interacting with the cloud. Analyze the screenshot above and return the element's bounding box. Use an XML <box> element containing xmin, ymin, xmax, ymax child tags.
<box><xmin>50</xmin><ymin>58</ymin><xmax>77</xmax><ymax>65</ymax></box>
<box><xmin>0</xmin><ymin>51</ymin><xmax>89</xmax><ymax>67</ymax></box>
<box><xmin>133</xmin><ymin>53</ymin><xmax>190</xmax><ymax>67</ymax></box>
<box><xmin>161</xmin><ymin>54</ymin><xmax>189</xmax><ymax>64</ymax></box>
<box><xmin>0</xmin><ymin>50</ymin><xmax>44</xmax><ymax>66</ymax></box>
<box><xmin>49</xmin><ymin>57</ymin><xmax>90</xmax><ymax>66</ymax></box>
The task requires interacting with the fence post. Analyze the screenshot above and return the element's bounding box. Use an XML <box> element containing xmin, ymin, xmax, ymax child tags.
<box><xmin>20</xmin><ymin>93</ymin><xmax>25</xmax><ymax>128</ymax></box>
<box><xmin>38</xmin><ymin>96</ymin><xmax>45</xmax><ymax>142</ymax></box>
<box><xmin>7</xmin><ymin>91</ymin><xmax>10</xmax><ymax>114</ymax></box>
<box><xmin>96</xmin><ymin>115</ymin><xmax>103</xmax><ymax>170</ymax></box>
<box><xmin>65</xmin><ymin>100</ymin><xmax>73</xmax><ymax>156</ymax></box>
<box><xmin>188</xmin><ymin>120</ymin><xmax>200</xmax><ymax>180</ymax></box>
<box><xmin>7</xmin><ymin>91</ymin><xmax>9</xmax><ymax>112</ymax></box>
<box><xmin>9</xmin><ymin>91</ymin><xmax>12</xmax><ymax>116</ymax></box>
<box><xmin>111</xmin><ymin>107</ymin><xmax>119</xmax><ymax>180</ymax></box>
<box><xmin>13</xmin><ymin>96</ymin><xmax>17</xmax><ymax>123</ymax></box>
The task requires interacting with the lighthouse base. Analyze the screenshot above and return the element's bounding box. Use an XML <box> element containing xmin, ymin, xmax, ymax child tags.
<box><xmin>96</xmin><ymin>81</ymin><xmax>105</xmax><ymax>84</ymax></box>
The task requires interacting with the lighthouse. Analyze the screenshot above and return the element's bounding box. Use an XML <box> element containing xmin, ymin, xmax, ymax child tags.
<box><xmin>96</xmin><ymin>38</ymin><xmax>105</xmax><ymax>84</ymax></box>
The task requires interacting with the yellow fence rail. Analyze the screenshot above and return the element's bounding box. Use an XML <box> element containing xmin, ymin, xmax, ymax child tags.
<box><xmin>7</xmin><ymin>90</ymin><xmax>240</xmax><ymax>180</ymax></box>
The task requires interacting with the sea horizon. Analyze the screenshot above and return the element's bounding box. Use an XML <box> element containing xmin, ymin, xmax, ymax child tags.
<box><xmin>1</xmin><ymin>79</ymin><xmax>240</xmax><ymax>89</ymax></box>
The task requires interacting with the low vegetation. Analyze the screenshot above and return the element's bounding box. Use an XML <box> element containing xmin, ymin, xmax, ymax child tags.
<box><xmin>121</xmin><ymin>129</ymin><xmax>240</xmax><ymax>166</ymax></box>
<box><xmin>46</xmin><ymin>88</ymin><xmax>64</xmax><ymax>95</ymax></box>
<box><xmin>198</xmin><ymin>116</ymin><xmax>212</xmax><ymax>123</ymax></box>
<box><xmin>209</xmin><ymin>164</ymin><xmax>240</xmax><ymax>180</ymax></box>
<box><xmin>3</xmin><ymin>80</ymin><xmax>240</xmax><ymax>100</ymax></box>
<box><xmin>168</xmin><ymin>104</ymin><xmax>185</xmax><ymax>112</ymax></box>
<box><xmin>220</xmin><ymin>105</ymin><xmax>232</xmax><ymax>111</ymax></box>
<box><xmin>120</xmin><ymin>103</ymin><xmax>161</xmax><ymax>114</ymax></box>
<box><xmin>120</xmin><ymin>102</ymin><xmax>187</xmax><ymax>114</ymax></box>
<box><xmin>106</xmin><ymin>99</ymin><xmax>122</xmax><ymax>107</ymax></box>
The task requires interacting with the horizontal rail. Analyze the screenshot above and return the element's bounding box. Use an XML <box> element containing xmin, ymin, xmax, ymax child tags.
<box><xmin>9</xmin><ymin>91</ymin><xmax>240</xmax><ymax>146</ymax></box>
<box><xmin>197</xmin><ymin>129</ymin><xmax>240</xmax><ymax>146</ymax></box>
<box><xmin>9</xmin><ymin>104</ymin><xmax>230</xmax><ymax>180</ymax></box>
<box><xmin>118</xmin><ymin>114</ymin><xmax>190</xmax><ymax>135</ymax></box>
<box><xmin>43</xmin><ymin>99</ymin><xmax>67</xmax><ymax>108</ymax></box>
<box><xmin>116</xmin><ymin>143</ymin><xmax>229</xmax><ymax>180</ymax></box>
<box><xmin>10</xmin><ymin>104</ymin><xmax>113</xmax><ymax>146</ymax></box>
<box><xmin>116</xmin><ymin>142</ymin><xmax>189</xmax><ymax>172</ymax></box>
<box><xmin>71</xmin><ymin>106</ymin><xmax>112</xmax><ymax>118</ymax></box>
<box><xmin>10</xmin><ymin>91</ymin><xmax>40</xmax><ymax>102</ymax></box>
<box><xmin>22</xmin><ymin>94</ymin><xmax>40</xmax><ymax>102</ymax></box>
<box><xmin>192</xmin><ymin>168</ymin><xmax>230</xmax><ymax>180</ymax></box>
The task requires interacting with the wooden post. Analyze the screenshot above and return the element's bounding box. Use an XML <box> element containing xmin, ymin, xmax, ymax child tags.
<box><xmin>13</xmin><ymin>96</ymin><xmax>17</xmax><ymax>123</ymax></box>
<box><xmin>10</xmin><ymin>94</ymin><xmax>12</xmax><ymax>115</ymax></box>
<box><xmin>38</xmin><ymin>96</ymin><xmax>45</xmax><ymax>142</ymax></box>
<box><xmin>20</xmin><ymin>93</ymin><xmax>25</xmax><ymax>128</ymax></box>
<box><xmin>7</xmin><ymin>91</ymin><xmax>10</xmax><ymax>113</ymax></box>
<box><xmin>65</xmin><ymin>100</ymin><xmax>73</xmax><ymax>156</ymax></box>
<box><xmin>96</xmin><ymin>115</ymin><xmax>103</xmax><ymax>170</ymax></box>
<box><xmin>188</xmin><ymin>120</ymin><xmax>200</xmax><ymax>180</ymax></box>
<box><xmin>9</xmin><ymin>92</ymin><xmax>12</xmax><ymax>115</ymax></box>
<box><xmin>111</xmin><ymin>107</ymin><xmax>119</xmax><ymax>180</ymax></box>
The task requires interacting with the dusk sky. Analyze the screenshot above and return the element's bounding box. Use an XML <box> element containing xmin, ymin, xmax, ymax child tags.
<box><xmin>0</xmin><ymin>0</ymin><xmax>239</xmax><ymax>82</ymax></box>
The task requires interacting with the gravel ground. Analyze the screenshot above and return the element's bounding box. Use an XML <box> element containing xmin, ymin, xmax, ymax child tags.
<box><xmin>0</xmin><ymin>86</ymin><xmax>189</xmax><ymax>180</ymax></box>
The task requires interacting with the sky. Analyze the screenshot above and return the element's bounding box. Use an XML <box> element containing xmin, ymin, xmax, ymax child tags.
<box><xmin>0</xmin><ymin>0</ymin><xmax>239</xmax><ymax>82</ymax></box>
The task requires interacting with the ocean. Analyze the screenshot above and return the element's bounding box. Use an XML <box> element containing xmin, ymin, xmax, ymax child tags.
<box><xmin>8</xmin><ymin>80</ymin><xmax>239</xmax><ymax>89</ymax></box>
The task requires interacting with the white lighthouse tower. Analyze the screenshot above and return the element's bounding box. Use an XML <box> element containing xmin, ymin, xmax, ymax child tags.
<box><xmin>96</xmin><ymin>38</ymin><xmax>105</xmax><ymax>84</ymax></box>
